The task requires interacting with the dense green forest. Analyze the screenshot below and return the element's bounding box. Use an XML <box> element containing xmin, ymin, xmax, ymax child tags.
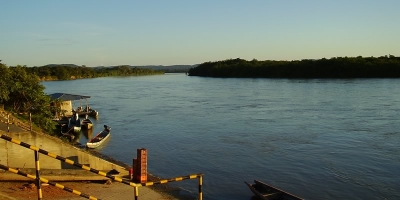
<box><xmin>188</xmin><ymin>55</ymin><xmax>400</xmax><ymax>78</ymax></box>
<box><xmin>24</xmin><ymin>64</ymin><xmax>164</xmax><ymax>81</ymax></box>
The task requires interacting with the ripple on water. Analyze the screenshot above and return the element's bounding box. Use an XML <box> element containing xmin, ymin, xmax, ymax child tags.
<box><xmin>42</xmin><ymin>75</ymin><xmax>400</xmax><ymax>200</ymax></box>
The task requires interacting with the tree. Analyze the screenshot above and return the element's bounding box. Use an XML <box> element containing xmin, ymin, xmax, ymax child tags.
<box><xmin>6</xmin><ymin>66</ymin><xmax>55</xmax><ymax>131</ymax></box>
<box><xmin>0</xmin><ymin>63</ymin><xmax>11</xmax><ymax>103</ymax></box>
<box><xmin>54</xmin><ymin>66</ymin><xmax>71</xmax><ymax>80</ymax></box>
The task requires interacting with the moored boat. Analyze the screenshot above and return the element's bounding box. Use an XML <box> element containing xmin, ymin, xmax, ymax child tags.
<box><xmin>68</xmin><ymin>113</ymin><xmax>81</xmax><ymax>133</ymax></box>
<box><xmin>244</xmin><ymin>180</ymin><xmax>304</xmax><ymax>200</ymax></box>
<box><xmin>86</xmin><ymin>125</ymin><xmax>111</xmax><ymax>148</ymax></box>
<box><xmin>60</xmin><ymin>124</ymin><xmax>75</xmax><ymax>139</ymax></box>
<box><xmin>81</xmin><ymin>115</ymin><xmax>93</xmax><ymax>130</ymax></box>
<box><xmin>50</xmin><ymin>93</ymin><xmax>99</xmax><ymax>118</ymax></box>
<box><xmin>76</xmin><ymin>106</ymin><xmax>99</xmax><ymax>118</ymax></box>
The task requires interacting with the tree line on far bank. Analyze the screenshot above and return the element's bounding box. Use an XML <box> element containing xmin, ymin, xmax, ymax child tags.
<box><xmin>25</xmin><ymin>64</ymin><xmax>164</xmax><ymax>81</ymax></box>
<box><xmin>188</xmin><ymin>55</ymin><xmax>400</xmax><ymax>78</ymax></box>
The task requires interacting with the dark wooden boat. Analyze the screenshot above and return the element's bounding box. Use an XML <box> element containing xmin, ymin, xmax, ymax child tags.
<box><xmin>81</xmin><ymin>115</ymin><xmax>93</xmax><ymax>130</ymax></box>
<box><xmin>86</xmin><ymin>125</ymin><xmax>111</xmax><ymax>148</ymax></box>
<box><xmin>244</xmin><ymin>180</ymin><xmax>304</xmax><ymax>200</ymax></box>
<box><xmin>60</xmin><ymin>124</ymin><xmax>75</xmax><ymax>139</ymax></box>
<box><xmin>76</xmin><ymin>103</ymin><xmax>98</xmax><ymax>118</ymax></box>
<box><xmin>76</xmin><ymin>107</ymin><xmax>99</xmax><ymax>118</ymax></box>
<box><xmin>60</xmin><ymin>123</ymin><xmax>80</xmax><ymax>142</ymax></box>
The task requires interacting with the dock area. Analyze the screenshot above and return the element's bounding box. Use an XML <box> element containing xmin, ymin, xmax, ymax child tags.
<box><xmin>0</xmin><ymin>111</ymin><xmax>188</xmax><ymax>200</ymax></box>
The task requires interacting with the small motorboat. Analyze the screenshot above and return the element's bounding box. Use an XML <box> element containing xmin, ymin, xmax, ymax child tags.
<box><xmin>76</xmin><ymin>106</ymin><xmax>99</xmax><ymax>118</ymax></box>
<box><xmin>86</xmin><ymin>125</ymin><xmax>111</xmax><ymax>149</ymax></box>
<box><xmin>244</xmin><ymin>180</ymin><xmax>304</xmax><ymax>200</ymax></box>
<box><xmin>81</xmin><ymin>115</ymin><xmax>93</xmax><ymax>130</ymax></box>
<box><xmin>68</xmin><ymin>113</ymin><xmax>81</xmax><ymax>133</ymax></box>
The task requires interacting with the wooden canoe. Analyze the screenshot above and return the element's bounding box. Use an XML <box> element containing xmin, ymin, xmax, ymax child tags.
<box><xmin>86</xmin><ymin>125</ymin><xmax>111</xmax><ymax>149</ymax></box>
<box><xmin>244</xmin><ymin>180</ymin><xmax>304</xmax><ymax>200</ymax></box>
<box><xmin>81</xmin><ymin>118</ymin><xmax>93</xmax><ymax>130</ymax></box>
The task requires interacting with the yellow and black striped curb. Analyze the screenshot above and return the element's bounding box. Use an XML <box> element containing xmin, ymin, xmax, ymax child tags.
<box><xmin>141</xmin><ymin>173</ymin><xmax>203</xmax><ymax>186</ymax></box>
<box><xmin>0</xmin><ymin>133</ymin><xmax>140</xmax><ymax>187</ymax></box>
<box><xmin>0</xmin><ymin>133</ymin><xmax>203</xmax><ymax>187</ymax></box>
<box><xmin>0</xmin><ymin>163</ymin><xmax>98</xmax><ymax>200</ymax></box>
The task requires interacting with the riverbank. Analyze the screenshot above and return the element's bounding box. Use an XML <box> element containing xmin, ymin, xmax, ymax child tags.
<box><xmin>0</xmin><ymin>111</ymin><xmax>196</xmax><ymax>200</ymax></box>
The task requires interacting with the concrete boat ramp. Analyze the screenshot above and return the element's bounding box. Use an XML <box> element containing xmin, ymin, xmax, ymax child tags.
<box><xmin>0</xmin><ymin>111</ymin><xmax>182</xmax><ymax>200</ymax></box>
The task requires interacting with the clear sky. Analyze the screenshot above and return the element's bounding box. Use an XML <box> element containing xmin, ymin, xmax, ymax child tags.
<box><xmin>1</xmin><ymin>0</ymin><xmax>399</xmax><ymax>67</ymax></box>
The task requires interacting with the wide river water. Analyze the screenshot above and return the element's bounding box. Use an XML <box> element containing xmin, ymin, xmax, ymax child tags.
<box><xmin>42</xmin><ymin>74</ymin><xmax>400</xmax><ymax>200</ymax></box>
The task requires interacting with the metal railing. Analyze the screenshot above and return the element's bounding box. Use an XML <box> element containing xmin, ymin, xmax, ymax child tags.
<box><xmin>0</xmin><ymin>111</ymin><xmax>32</xmax><ymax>132</ymax></box>
<box><xmin>0</xmin><ymin>163</ymin><xmax>98</xmax><ymax>200</ymax></box>
<box><xmin>0</xmin><ymin>132</ymin><xmax>203</xmax><ymax>200</ymax></box>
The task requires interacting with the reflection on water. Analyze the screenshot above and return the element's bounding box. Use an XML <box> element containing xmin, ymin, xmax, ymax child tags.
<box><xmin>82</xmin><ymin>128</ymin><xmax>94</xmax><ymax>140</ymax></box>
<box><xmin>72</xmin><ymin>131</ymin><xmax>81</xmax><ymax>143</ymax></box>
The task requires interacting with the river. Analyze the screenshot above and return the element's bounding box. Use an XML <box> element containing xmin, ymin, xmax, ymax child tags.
<box><xmin>42</xmin><ymin>74</ymin><xmax>400</xmax><ymax>200</ymax></box>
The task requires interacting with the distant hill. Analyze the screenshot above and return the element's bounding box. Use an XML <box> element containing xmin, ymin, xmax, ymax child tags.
<box><xmin>101</xmin><ymin>64</ymin><xmax>198</xmax><ymax>73</ymax></box>
<box><xmin>40</xmin><ymin>64</ymin><xmax>198</xmax><ymax>73</ymax></box>
<box><xmin>131</xmin><ymin>64</ymin><xmax>198</xmax><ymax>72</ymax></box>
<box><xmin>41</xmin><ymin>64</ymin><xmax>82</xmax><ymax>68</ymax></box>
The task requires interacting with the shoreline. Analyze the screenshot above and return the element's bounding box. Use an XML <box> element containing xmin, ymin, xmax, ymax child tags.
<box><xmin>0</xmin><ymin>111</ymin><xmax>197</xmax><ymax>200</ymax></box>
<box><xmin>82</xmin><ymin>147</ymin><xmax>197</xmax><ymax>200</ymax></box>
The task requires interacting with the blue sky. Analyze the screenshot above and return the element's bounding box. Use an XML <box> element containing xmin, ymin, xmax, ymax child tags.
<box><xmin>1</xmin><ymin>0</ymin><xmax>399</xmax><ymax>67</ymax></box>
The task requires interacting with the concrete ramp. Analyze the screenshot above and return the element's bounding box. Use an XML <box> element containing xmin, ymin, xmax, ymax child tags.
<box><xmin>0</xmin><ymin>130</ymin><xmax>128</xmax><ymax>181</ymax></box>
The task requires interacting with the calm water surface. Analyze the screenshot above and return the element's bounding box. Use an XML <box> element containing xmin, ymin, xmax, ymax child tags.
<box><xmin>42</xmin><ymin>74</ymin><xmax>400</xmax><ymax>200</ymax></box>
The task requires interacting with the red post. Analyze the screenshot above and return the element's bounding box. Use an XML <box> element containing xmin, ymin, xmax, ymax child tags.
<box><xmin>129</xmin><ymin>168</ymin><xmax>133</xmax><ymax>181</ymax></box>
<box><xmin>136</xmin><ymin>148</ymin><xmax>147</xmax><ymax>183</ymax></box>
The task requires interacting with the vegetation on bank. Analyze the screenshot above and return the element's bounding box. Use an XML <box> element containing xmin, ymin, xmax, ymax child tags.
<box><xmin>24</xmin><ymin>64</ymin><xmax>164</xmax><ymax>81</ymax></box>
<box><xmin>188</xmin><ymin>55</ymin><xmax>400</xmax><ymax>78</ymax></box>
<box><xmin>0</xmin><ymin>62</ymin><xmax>164</xmax><ymax>134</ymax></box>
<box><xmin>0</xmin><ymin>63</ymin><xmax>56</xmax><ymax>132</ymax></box>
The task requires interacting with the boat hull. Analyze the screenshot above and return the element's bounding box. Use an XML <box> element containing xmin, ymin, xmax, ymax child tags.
<box><xmin>245</xmin><ymin>180</ymin><xmax>304</xmax><ymax>200</ymax></box>
<box><xmin>86</xmin><ymin>127</ymin><xmax>111</xmax><ymax>148</ymax></box>
<box><xmin>82</xmin><ymin>123</ymin><xmax>93</xmax><ymax>130</ymax></box>
<box><xmin>81</xmin><ymin>118</ymin><xmax>93</xmax><ymax>130</ymax></box>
